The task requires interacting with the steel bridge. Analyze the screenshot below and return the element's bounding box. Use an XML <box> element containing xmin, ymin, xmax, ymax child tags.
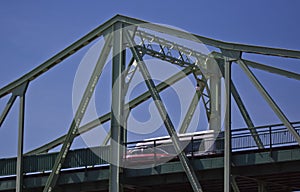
<box><xmin>0</xmin><ymin>15</ymin><xmax>300</xmax><ymax>192</ymax></box>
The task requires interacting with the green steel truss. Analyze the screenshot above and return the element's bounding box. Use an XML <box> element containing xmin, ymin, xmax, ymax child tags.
<box><xmin>0</xmin><ymin>15</ymin><xmax>300</xmax><ymax>192</ymax></box>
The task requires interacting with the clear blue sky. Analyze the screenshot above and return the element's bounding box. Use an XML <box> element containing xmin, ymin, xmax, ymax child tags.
<box><xmin>0</xmin><ymin>1</ymin><xmax>300</xmax><ymax>157</ymax></box>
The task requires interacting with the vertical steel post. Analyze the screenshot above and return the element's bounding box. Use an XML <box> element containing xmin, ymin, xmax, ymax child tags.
<box><xmin>16</xmin><ymin>95</ymin><xmax>25</xmax><ymax>192</ymax></box>
<box><xmin>125</xmin><ymin>30</ymin><xmax>203</xmax><ymax>192</ymax></box>
<box><xmin>14</xmin><ymin>82</ymin><xmax>29</xmax><ymax>192</ymax></box>
<box><xmin>110</xmin><ymin>21</ymin><xmax>125</xmax><ymax>192</ymax></box>
<box><xmin>208</xmin><ymin>60</ymin><xmax>221</xmax><ymax>132</ymax></box>
<box><xmin>269</xmin><ymin>126</ymin><xmax>272</xmax><ymax>154</ymax></box>
<box><xmin>216</xmin><ymin>58</ymin><xmax>264</xmax><ymax>149</ymax></box>
<box><xmin>224</xmin><ymin>57</ymin><xmax>232</xmax><ymax>192</ymax></box>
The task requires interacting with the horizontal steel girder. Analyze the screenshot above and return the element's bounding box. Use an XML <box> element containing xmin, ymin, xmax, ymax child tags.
<box><xmin>212</xmin><ymin>51</ymin><xmax>300</xmax><ymax>81</ymax></box>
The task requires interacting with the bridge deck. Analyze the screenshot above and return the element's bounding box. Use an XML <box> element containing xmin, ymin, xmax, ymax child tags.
<box><xmin>0</xmin><ymin>122</ymin><xmax>300</xmax><ymax>191</ymax></box>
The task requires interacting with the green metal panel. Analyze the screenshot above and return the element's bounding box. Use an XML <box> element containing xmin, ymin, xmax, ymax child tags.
<box><xmin>0</xmin><ymin>146</ymin><xmax>111</xmax><ymax>177</ymax></box>
<box><xmin>23</xmin><ymin>153</ymin><xmax>57</xmax><ymax>173</ymax></box>
<box><xmin>0</xmin><ymin>157</ymin><xmax>16</xmax><ymax>176</ymax></box>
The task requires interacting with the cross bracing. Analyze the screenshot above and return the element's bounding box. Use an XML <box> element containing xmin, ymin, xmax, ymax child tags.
<box><xmin>0</xmin><ymin>15</ymin><xmax>300</xmax><ymax>192</ymax></box>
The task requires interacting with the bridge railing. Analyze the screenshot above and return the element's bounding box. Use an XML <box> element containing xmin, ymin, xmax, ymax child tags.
<box><xmin>0</xmin><ymin>122</ymin><xmax>300</xmax><ymax>177</ymax></box>
<box><xmin>124</xmin><ymin>121</ymin><xmax>300</xmax><ymax>156</ymax></box>
<box><xmin>231</xmin><ymin>121</ymin><xmax>300</xmax><ymax>151</ymax></box>
<box><xmin>0</xmin><ymin>145</ymin><xmax>110</xmax><ymax>177</ymax></box>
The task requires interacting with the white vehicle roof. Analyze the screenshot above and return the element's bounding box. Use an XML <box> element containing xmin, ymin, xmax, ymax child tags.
<box><xmin>135</xmin><ymin>130</ymin><xmax>216</xmax><ymax>147</ymax></box>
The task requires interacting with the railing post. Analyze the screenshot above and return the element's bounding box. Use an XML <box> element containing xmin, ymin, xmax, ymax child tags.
<box><xmin>124</xmin><ymin>141</ymin><xmax>127</xmax><ymax>166</ymax></box>
<box><xmin>269</xmin><ymin>126</ymin><xmax>272</xmax><ymax>154</ymax></box>
<box><xmin>191</xmin><ymin>136</ymin><xmax>194</xmax><ymax>158</ymax></box>
<box><xmin>154</xmin><ymin>140</ymin><xmax>157</xmax><ymax>165</ymax></box>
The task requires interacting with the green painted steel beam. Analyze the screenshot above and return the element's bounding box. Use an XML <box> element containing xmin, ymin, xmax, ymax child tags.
<box><xmin>16</xmin><ymin>94</ymin><xmax>25</xmax><ymax>192</ymax></box>
<box><xmin>208</xmin><ymin>57</ymin><xmax>221</xmax><ymax>132</ymax></box>
<box><xmin>231</xmin><ymin>83</ymin><xmax>264</xmax><ymax>149</ymax></box>
<box><xmin>26</xmin><ymin>66</ymin><xmax>194</xmax><ymax>155</ymax></box>
<box><xmin>110</xmin><ymin>21</ymin><xmax>126</xmax><ymax>192</ymax></box>
<box><xmin>3</xmin><ymin>146</ymin><xmax>300</xmax><ymax>178</ymax></box>
<box><xmin>2</xmin><ymin>14</ymin><xmax>300</xmax><ymax>99</ymax></box>
<box><xmin>125</xmin><ymin>30</ymin><xmax>203</xmax><ymax>192</ymax></box>
<box><xmin>178</xmin><ymin>84</ymin><xmax>203</xmax><ymax>134</ymax></box>
<box><xmin>42</xmin><ymin>33</ymin><xmax>113</xmax><ymax>192</ymax></box>
<box><xmin>224</xmin><ymin>57</ymin><xmax>232</xmax><ymax>192</ymax></box>
<box><xmin>25</xmin><ymin>112</ymin><xmax>110</xmax><ymax>155</ymax></box>
<box><xmin>102</xmin><ymin>57</ymin><xmax>137</xmax><ymax>146</ymax></box>
<box><xmin>242</xmin><ymin>59</ymin><xmax>300</xmax><ymax>81</ymax></box>
<box><xmin>0</xmin><ymin>16</ymin><xmax>125</xmax><ymax>98</ymax></box>
<box><xmin>0</xmin><ymin>168</ymin><xmax>110</xmax><ymax>191</ymax></box>
<box><xmin>212</xmin><ymin>51</ymin><xmax>300</xmax><ymax>80</ymax></box>
<box><xmin>0</xmin><ymin>94</ymin><xmax>17</xmax><ymax>127</ymax></box>
<box><xmin>114</xmin><ymin>15</ymin><xmax>300</xmax><ymax>59</ymax></box>
<box><xmin>1</xmin><ymin>147</ymin><xmax>300</xmax><ymax>190</ymax></box>
<box><xmin>216</xmin><ymin>57</ymin><xmax>264</xmax><ymax>149</ymax></box>
<box><xmin>15</xmin><ymin>82</ymin><xmax>29</xmax><ymax>192</ymax></box>
<box><xmin>231</xmin><ymin>176</ymin><xmax>241</xmax><ymax>192</ymax></box>
<box><xmin>237</xmin><ymin>59</ymin><xmax>300</xmax><ymax>145</ymax></box>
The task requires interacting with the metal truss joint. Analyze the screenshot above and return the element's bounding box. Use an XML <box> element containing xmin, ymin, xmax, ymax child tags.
<box><xmin>221</xmin><ymin>49</ymin><xmax>242</xmax><ymax>61</ymax></box>
<box><xmin>12</xmin><ymin>81</ymin><xmax>29</xmax><ymax>97</ymax></box>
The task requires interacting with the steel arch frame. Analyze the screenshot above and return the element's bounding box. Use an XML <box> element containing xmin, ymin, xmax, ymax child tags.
<box><xmin>0</xmin><ymin>15</ymin><xmax>300</xmax><ymax>192</ymax></box>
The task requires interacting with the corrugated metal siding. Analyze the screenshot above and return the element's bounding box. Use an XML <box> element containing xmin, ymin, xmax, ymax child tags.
<box><xmin>0</xmin><ymin>158</ymin><xmax>16</xmax><ymax>176</ymax></box>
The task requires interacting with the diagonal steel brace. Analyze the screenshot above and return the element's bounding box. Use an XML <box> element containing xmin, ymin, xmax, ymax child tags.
<box><xmin>125</xmin><ymin>30</ymin><xmax>203</xmax><ymax>192</ymax></box>
<box><xmin>42</xmin><ymin>33</ymin><xmax>113</xmax><ymax>192</ymax></box>
<box><xmin>237</xmin><ymin>59</ymin><xmax>300</xmax><ymax>145</ymax></box>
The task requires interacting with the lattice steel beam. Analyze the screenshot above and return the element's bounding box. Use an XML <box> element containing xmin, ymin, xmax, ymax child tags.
<box><xmin>121</xmin><ymin>15</ymin><xmax>300</xmax><ymax>58</ymax></box>
<box><xmin>134</xmin><ymin>30</ymin><xmax>211</xmax><ymax>120</ymax></box>
<box><xmin>135</xmin><ymin>30</ymin><xmax>207</xmax><ymax>67</ymax></box>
